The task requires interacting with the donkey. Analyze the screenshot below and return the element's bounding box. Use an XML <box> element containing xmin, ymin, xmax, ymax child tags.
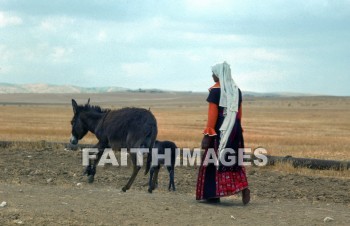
<box><xmin>69</xmin><ymin>99</ymin><xmax>157</xmax><ymax>192</ymax></box>
<box><xmin>145</xmin><ymin>140</ymin><xmax>177</xmax><ymax>193</ymax></box>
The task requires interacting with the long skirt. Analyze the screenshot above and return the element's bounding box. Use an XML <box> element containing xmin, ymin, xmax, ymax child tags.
<box><xmin>196</xmin><ymin>148</ymin><xmax>249</xmax><ymax>200</ymax></box>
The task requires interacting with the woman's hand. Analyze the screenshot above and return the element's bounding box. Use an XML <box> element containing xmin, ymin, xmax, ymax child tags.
<box><xmin>201</xmin><ymin>135</ymin><xmax>213</xmax><ymax>149</ymax></box>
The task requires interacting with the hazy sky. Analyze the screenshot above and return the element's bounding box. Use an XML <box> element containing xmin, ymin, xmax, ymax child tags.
<box><xmin>0</xmin><ymin>0</ymin><xmax>349</xmax><ymax>95</ymax></box>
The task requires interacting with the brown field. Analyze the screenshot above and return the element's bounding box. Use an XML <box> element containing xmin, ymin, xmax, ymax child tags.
<box><xmin>1</xmin><ymin>92</ymin><xmax>350</xmax><ymax>225</ymax></box>
<box><xmin>0</xmin><ymin>92</ymin><xmax>349</xmax><ymax>160</ymax></box>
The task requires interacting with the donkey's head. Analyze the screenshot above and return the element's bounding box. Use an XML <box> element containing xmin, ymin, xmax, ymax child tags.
<box><xmin>70</xmin><ymin>98</ymin><xmax>90</xmax><ymax>145</ymax></box>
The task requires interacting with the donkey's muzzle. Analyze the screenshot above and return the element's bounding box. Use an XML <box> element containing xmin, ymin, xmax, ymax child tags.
<box><xmin>70</xmin><ymin>134</ymin><xmax>78</xmax><ymax>145</ymax></box>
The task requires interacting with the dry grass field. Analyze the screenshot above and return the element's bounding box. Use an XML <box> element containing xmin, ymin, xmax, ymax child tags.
<box><xmin>0</xmin><ymin>92</ymin><xmax>349</xmax><ymax>160</ymax></box>
<box><xmin>1</xmin><ymin>92</ymin><xmax>350</xmax><ymax>225</ymax></box>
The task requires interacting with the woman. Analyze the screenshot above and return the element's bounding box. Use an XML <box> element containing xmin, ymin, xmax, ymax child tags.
<box><xmin>196</xmin><ymin>61</ymin><xmax>250</xmax><ymax>204</ymax></box>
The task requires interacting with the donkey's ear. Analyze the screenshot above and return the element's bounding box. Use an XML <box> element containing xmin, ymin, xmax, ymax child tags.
<box><xmin>72</xmin><ymin>99</ymin><xmax>78</xmax><ymax>114</ymax></box>
<box><xmin>87</xmin><ymin>98</ymin><xmax>90</xmax><ymax>105</ymax></box>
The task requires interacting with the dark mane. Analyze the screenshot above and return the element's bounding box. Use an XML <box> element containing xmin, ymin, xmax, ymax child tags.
<box><xmin>79</xmin><ymin>104</ymin><xmax>111</xmax><ymax>113</ymax></box>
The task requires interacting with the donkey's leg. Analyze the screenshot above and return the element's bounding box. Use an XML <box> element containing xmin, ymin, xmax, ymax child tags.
<box><xmin>148</xmin><ymin>167</ymin><xmax>155</xmax><ymax>193</ymax></box>
<box><xmin>150</xmin><ymin>165</ymin><xmax>160</xmax><ymax>192</ymax></box>
<box><xmin>83</xmin><ymin>158</ymin><xmax>93</xmax><ymax>176</ymax></box>
<box><xmin>85</xmin><ymin>147</ymin><xmax>104</xmax><ymax>183</ymax></box>
<box><xmin>166</xmin><ymin>166</ymin><xmax>172</xmax><ymax>191</ymax></box>
<box><xmin>153</xmin><ymin>165</ymin><xmax>159</xmax><ymax>189</ymax></box>
<box><xmin>122</xmin><ymin>152</ymin><xmax>141</xmax><ymax>192</ymax></box>
<box><xmin>166</xmin><ymin>166</ymin><xmax>175</xmax><ymax>191</ymax></box>
<box><xmin>170</xmin><ymin>166</ymin><xmax>176</xmax><ymax>191</ymax></box>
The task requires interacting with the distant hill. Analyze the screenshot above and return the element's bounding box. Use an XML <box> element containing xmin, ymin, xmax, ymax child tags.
<box><xmin>0</xmin><ymin>83</ymin><xmax>321</xmax><ymax>97</ymax></box>
<box><xmin>0</xmin><ymin>83</ymin><xmax>129</xmax><ymax>94</ymax></box>
<box><xmin>243</xmin><ymin>91</ymin><xmax>320</xmax><ymax>97</ymax></box>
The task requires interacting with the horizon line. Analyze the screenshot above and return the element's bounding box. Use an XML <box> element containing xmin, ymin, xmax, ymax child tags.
<box><xmin>0</xmin><ymin>82</ymin><xmax>348</xmax><ymax>97</ymax></box>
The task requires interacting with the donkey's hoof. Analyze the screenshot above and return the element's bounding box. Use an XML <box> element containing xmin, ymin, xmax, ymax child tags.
<box><xmin>150</xmin><ymin>183</ymin><xmax>157</xmax><ymax>191</ymax></box>
<box><xmin>88</xmin><ymin>175</ymin><xmax>94</xmax><ymax>183</ymax></box>
<box><xmin>168</xmin><ymin>186</ymin><xmax>176</xmax><ymax>191</ymax></box>
<box><xmin>148</xmin><ymin>188</ymin><xmax>153</xmax><ymax>193</ymax></box>
<box><xmin>122</xmin><ymin>187</ymin><xmax>127</xmax><ymax>192</ymax></box>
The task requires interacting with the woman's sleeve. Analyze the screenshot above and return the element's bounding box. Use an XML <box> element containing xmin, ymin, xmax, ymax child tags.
<box><xmin>206</xmin><ymin>88</ymin><xmax>220</xmax><ymax>105</ymax></box>
<box><xmin>203</xmin><ymin>102</ymin><xmax>218</xmax><ymax>136</ymax></box>
<box><xmin>203</xmin><ymin>88</ymin><xmax>220</xmax><ymax>136</ymax></box>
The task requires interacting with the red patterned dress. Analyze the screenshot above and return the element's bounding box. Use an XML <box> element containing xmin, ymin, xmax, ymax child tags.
<box><xmin>196</xmin><ymin>82</ymin><xmax>249</xmax><ymax>200</ymax></box>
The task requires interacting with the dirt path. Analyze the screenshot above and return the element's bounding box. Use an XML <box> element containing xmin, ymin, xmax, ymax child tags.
<box><xmin>1</xmin><ymin>183</ymin><xmax>350</xmax><ymax>226</ymax></box>
<box><xmin>1</xmin><ymin>144</ymin><xmax>350</xmax><ymax>225</ymax></box>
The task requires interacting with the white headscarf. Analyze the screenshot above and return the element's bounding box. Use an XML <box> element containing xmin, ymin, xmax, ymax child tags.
<box><xmin>211</xmin><ymin>61</ymin><xmax>239</xmax><ymax>161</ymax></box>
